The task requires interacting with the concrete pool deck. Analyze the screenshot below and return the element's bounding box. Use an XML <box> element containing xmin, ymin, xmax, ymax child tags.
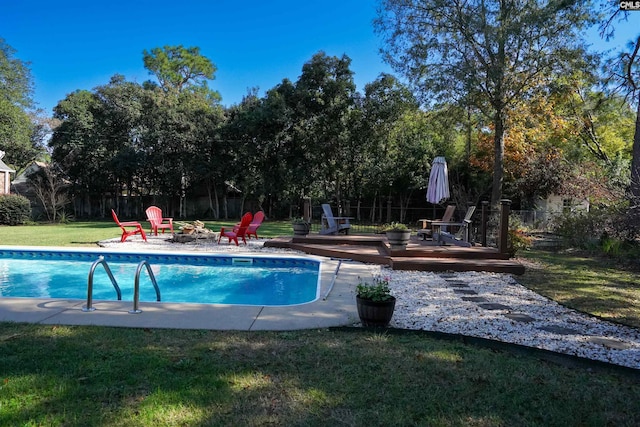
<box><xmin>0</xmin><ymin>239</ymin><xmax>368</xmax><ymax>330</ymax></box>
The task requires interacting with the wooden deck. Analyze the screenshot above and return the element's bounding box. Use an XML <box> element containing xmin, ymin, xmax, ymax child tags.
<box><xmin>264</xmin><ymin>234</ymin><xmax>525</xmax><ymax>275</ymax></box>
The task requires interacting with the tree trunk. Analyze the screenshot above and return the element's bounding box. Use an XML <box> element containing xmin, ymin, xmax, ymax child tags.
<box><xmin>491</xmin><ymin>109</ymin><xmax>505</xmax><ymax>208</ymax></box>
<box><xmin>630</xmin><ymin>93</ymin><xmax>640</xmax><ymax>205</ymax></box>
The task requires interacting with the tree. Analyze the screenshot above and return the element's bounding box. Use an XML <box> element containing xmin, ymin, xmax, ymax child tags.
<box><xmin>27</xmin><ymin>163</ymin><xmax>69</xmax><ymax>222</ymax></box>
<box><xmin>293</xmin><ymin>52</ymin><xmax>357</xmax><ymax>206</ymax></box>
<box><xmin>50</xmin><ymin>89</ymin><xmax>110</xmax><ymax>215</ymax></box>
<box><xmin>0</xmin><ymin>38</ymin><xmax>42</xmax><ymax>171</ymax></box>
<box><xmin>376</xmin><ymin>0</ymin><xmax>594</xmax><ymax>206</ymax></box>
<box><xmin>599</xmin><ymin>1</ymin><xmax>640</xmax><ymax>204</ymax></box>
<box><xmin>142</xmin><ymin>45</ymin><xmax>219</xmax><ymax>97</ymax></box>
<box><xmin>357</xmin><ymin>74</ymin><xmax>428</xmax><ymax>221</ymax></box>
<box><xmin>141</xmin><ymin>45</ymin><xmax>223</xmax><ymax>217</ymax></box>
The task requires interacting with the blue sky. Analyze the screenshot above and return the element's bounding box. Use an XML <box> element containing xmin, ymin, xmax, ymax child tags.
<box><xmin>2</xmin><ymin>1</ymin><xmax>638</xmax><ymax>115</ymax></box>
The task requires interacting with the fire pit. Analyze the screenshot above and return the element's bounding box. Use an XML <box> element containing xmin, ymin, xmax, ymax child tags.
<box><xmin>172</xmin><ymin>220</ymin><xmax>219</xmax><ymax>243</ymax></box>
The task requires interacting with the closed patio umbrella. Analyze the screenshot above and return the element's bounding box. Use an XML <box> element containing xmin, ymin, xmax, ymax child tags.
<box><xmin>426</xmin><ymin>156</ymin><xmax>450</xmax><ymax>204</ymax></box>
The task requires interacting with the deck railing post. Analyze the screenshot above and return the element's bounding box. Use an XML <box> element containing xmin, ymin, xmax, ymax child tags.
<box><xmin>498</xmin><ymin>199</ymin><xmax>511</xmax><ymax>254</ymax></box>
<box><xmin>481</xmin><ymin>201</ymin><xmax>489</xmax><ymax>247</ymax></box>
<box><xmin>303</xmin><ymin>197</ymin><xmax>312</xmax><ymax>223</ymax></box>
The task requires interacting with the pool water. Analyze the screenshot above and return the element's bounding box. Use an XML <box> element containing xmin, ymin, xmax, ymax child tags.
<box><xmin>0</xmin><ymin>249</ymin><xmax>321</xmax><ymax>306</ymax></box>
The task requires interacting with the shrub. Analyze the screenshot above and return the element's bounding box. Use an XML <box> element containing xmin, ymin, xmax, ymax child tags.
<box><xmin>0</xmin><ymin>194</ymin><xmax>32</xmax><ymax>225</ymax></box>
<box><xmin>507</xmin><ymin>227</ymin><xmax>533</xmax><ymax>257</ymax></box>
<box><xmin>382</xmin><ymin>222</ymin><xmax>409</xmax><ymax>232</ymax></box>
<box><xmin>552</xmin><ymin>205</ymin><xmax>638</xmax><ymax>249</ymax></box>
<box><xmin>356</xmin><ymin>276</ymin><xmax>393</xmax><ymax>302</ymax></box>
<box><xmin>506</xmin><ymin>214</ymin><xmax>532</xmax><ymax>257</ymax></box>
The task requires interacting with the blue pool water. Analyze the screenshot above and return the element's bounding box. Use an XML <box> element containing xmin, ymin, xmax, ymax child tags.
<box><xmin>0</xmin><ymin>248</ymin><xmax>321</xmax><ymax>306</ymax></box>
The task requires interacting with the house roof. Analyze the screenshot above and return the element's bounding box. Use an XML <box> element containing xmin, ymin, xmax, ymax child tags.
<box><xmin>0</xmin><ymin>158</ymin><xmax>15</xmax><ymax>173</ymax></box>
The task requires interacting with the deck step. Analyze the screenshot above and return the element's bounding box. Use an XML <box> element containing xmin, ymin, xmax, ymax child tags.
<box><xmin>391</xmin><ymin>257</ymin><xmax>525</xmax><ymax>275</ymax></box>
<box><xmin>264</xmin><ymin>236</ymin><xmax>525</xmax><ymax>275</ymax></box>
<box><xmin>387</xmin><ymin>246</ymin><xmax>510</xmax><ymax>260</ymax></box>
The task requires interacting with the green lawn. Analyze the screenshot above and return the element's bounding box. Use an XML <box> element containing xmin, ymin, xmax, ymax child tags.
<box><xmin>0</xmin><ymin>219</ymin><xmax>293</xmax><ymax>247</ymax></box>
<box><xmin>2</xmin><ymin>325</ymin><xmax>640</xmax><ymax>426</ymax></box>
<box><xmin>1</xmin><ymin>222</ymin><xmax>640</xmax><ymax>425</ymax></box>
<box><xmin>517</xmin><ymin>249</ymin><xmax>640</xmax><ymax>329</ymax></box>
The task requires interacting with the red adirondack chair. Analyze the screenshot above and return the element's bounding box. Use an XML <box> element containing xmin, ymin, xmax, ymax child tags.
<box><xmin>218</xmin><ymin>212</ymin><xmax>253</xmax><ymax>246</ymax></box>
<box><xmin>111</xmin><ymin>209</ymin><xmax>147</xmax><ymax>243</ymax></box>
<box><xmin>145</xmin><ymin>206</ymin><xmax>174</xmax><ymax>235</ymax></box>
<box><xmin>245</xmin><ymin>211</ymin><xmax>265</xmax><ymax>239</ymax></box>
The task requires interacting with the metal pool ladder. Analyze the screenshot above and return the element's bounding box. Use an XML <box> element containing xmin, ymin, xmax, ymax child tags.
<box><xmin>83</xmin><ymin>257</ymin><xmax>161</xmax><ymax>313</ymax></box>
<box><xmin>130</xmin><ymin>260</ymin><xmax>161</xmax><ymax>314</ymax></box>
<box><xmin>83</xmin><ymin>256</ymin><xmax>122</xmax><ymax>312</ymax></box>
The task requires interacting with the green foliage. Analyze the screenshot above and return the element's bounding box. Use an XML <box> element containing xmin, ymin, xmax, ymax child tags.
<box><xmin>0</xmin><ymin>38</ymin><xmax>47</xmax><ymax>172</ymax></box>
<box><xmin>507</xmin><ymin>227</ymin><xmax>533</xmax><ymax>258</ymax></box>
<box><xmin>376</xmin><ymin>0</ymin><xmax>593</xmax><ymax>204</ymax></box>
<box><xmin>382</xmin><ymin>222</ymin><xmax>409</xmax><ymax>231</ymax></box>
<box><xmin>552</xmin><ymin>205</ymin><xmax>640</xmax><ymax>250</ymax></box>
<box><xmin>600</xmin><ymin>236</ymin><xmax>622</xmax><ymax>257</ymax></box>
<box><xmin>506</xmin><ymin>215</ymin><xmax>533</xmax><ymax>257</ymax></box>
<box><xmin>142</xmin><ymin>45</ymin><xmax>218</xmax><ymax>95</ymax></box>
<box><xmin>553</xmin><ymin>210</ymin><xmax>605</xmax><ymax>249</ymax></box>
<box><xmin>356</xmin><ymin>276</ymin><xmax>393</xmax><ymax>302</ymax></box>
<box><xmin>0</xmin><ymin>194</ymin><xmax>31</xmax><ymax>225</ymax></box>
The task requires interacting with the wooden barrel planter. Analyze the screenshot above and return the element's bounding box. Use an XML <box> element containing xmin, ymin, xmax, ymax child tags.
<box><xmin>385</xmin><ymin>230</ymin><xmax>411</xmax><ymax>250</ymax></box>
<box><xmin>292</xmin><ymin>222</ymin><xmax>310</xmax><ymax>236</ymax></box>
<box><xmin>356</xmin><ymin>296</ymin><xmax>396</xmax><ymax>327</ymax></box>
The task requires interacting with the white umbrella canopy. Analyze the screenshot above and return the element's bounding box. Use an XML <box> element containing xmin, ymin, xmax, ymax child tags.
<box><xmin>426</xmin><ymin>156</ymin><xmax>450</xmax><ymax>204</ymax></box>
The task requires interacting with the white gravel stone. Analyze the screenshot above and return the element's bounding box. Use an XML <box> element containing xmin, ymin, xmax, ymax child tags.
<box><xmin>101</xmin><ymin>236</ymin><xmax>640</xmax><ymax>370</ymax></box>
<box><xmin>378</xmin><ymin>267</ymin><xmax>640</xmax><ymax>370</ymax></box>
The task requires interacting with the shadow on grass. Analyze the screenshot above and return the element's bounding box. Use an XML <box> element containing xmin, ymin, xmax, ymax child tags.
<box><xmin>2</xmin><ymin>324</ymin><xmax>640</xmax><ymax>426</ymax></box>
<box><xmin>519</xmin><ymin>249</ymin><xmax>640</xmax><ymax>328</ymax></box>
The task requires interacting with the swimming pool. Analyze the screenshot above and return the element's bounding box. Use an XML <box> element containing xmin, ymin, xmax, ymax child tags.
<box><xmin>0</xmin><ymin>248</ymin><xmax>321</xmax><ymax>306</ymax></box>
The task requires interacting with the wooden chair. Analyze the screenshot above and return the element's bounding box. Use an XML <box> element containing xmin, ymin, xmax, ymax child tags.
<box><xmin>219</xmin><ymin>212</ymin><xmax>253</xmax><ymax>245</ymax></box>
<box><xmin>111</xmin><ymin>209</ymin><xmax>147</xmax><ymax>243</ymax></box>
<box><xmin>320</xmin><ymin>204</ymin><xmax>351</xmax><ymax>235</ymax></box>
<box><xmin>417</xmin><ymin>205</ymin><xmax>456</xmax><ymax>240</ymax></box>
<box><xmin>145</xmin><ymin>206</ymin><xmax>174</xmax><ymax>236</ymax></box>
<box><xmin>431</xmin><ymin>206</ymin><xmax>476</xmax><ymax>247</ymax></box>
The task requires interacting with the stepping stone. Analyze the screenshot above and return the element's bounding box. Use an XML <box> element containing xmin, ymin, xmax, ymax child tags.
<box><xmin>538</xmin><ymin>325</ymin><xmax>581</xmax><ymax>335</ymax></box>
<box><xmin>461</xmin><ymin>296</ymin><xmax>487</xmax><ymax>303</ymax></box>
<box><xmin>454</xmin><ymin>289</ymin><xmax>477</xmax><ymax>295</ymax></box>
<box><xmin>478</xmin><ymin>303</ymin><xmax>512</xmax><ymax>311</ymax></box>
<box><xmin>586</xmin><ymin>337</ymin><xmax>633</xmax><ymax>350</ymax></box>
<box><xmin>447</xmin><ymin>283</ymin><xmax>470</xmax><ymax>288</ymax></box>
<box><xmin>504</xmin><ymin>313</ymin><xmax>535</xmax><ymax>323</ymax></box>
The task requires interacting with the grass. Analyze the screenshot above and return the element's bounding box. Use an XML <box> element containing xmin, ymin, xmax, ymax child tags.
<box><xmin>1</xmin><ymin>222</ymin><xmax>640</xmax><ymax>425</ymax></box>
<box><xmin>2</xmin><ymin>325</ymin><xmax>640</xmax><ymax>426</ymax></box>
<box><xmin>0</xmin><ymin>219</ymin><xmax>294</xmax><ymax>247</ymax></box>
<box><xmin>517</xmin><ymin>249</ymin><xmax>640</xmax><ymax>329</ymax></box>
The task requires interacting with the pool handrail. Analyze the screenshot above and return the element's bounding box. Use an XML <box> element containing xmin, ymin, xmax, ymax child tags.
<box><xmin>130</xmin><ymin>260</ymin><xmax>161</xmax><ymax>314</ymax></box>
<box><xmin>83</xmin><ymin>256</ymin><xmax>122</xmax><ymax>312</ymax></box>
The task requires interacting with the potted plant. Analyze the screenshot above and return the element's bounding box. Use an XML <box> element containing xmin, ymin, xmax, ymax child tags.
<box><xmin>292</xmin><ymin>217</ymin><xmax>310</xmax><ymax>236</ymax></box>
<box><xmin>383</xmin><ymin>222</ymin><xmax>411</xmax><ymax>250</ymax></box>
<box><xmin>355</xmin><ymin>276</ymin><xmax>396</xmax><ymax>327</ymax></box>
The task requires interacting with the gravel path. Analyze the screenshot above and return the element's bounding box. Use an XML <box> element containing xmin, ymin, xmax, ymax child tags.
<box><xmin>101</xmin><ymin>236</ymin><xmax>640</xmax><ymax>370</ymax></box>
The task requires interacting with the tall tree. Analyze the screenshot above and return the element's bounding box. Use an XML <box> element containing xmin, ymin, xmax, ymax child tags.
<box><xmin>0</xmin><ymin>38</ymin><xmax>42</xmax><ymax>170</ymax></box>
<box><xmin>376</xmin><ymin>0</ymin><xmax>594</xmax><ymax>206</ymax></box>
<box><xmin>141</xmin><ymin>45</ymin><xmax>223</xmax><ymax>216</ymax></box>
<box><xmin>142</xmin><ymin>45</ymin><xmax>219</xmax><ymax>97</ymax></box>
<box><xmin>50</xmin><ymin>89</ymin><xmax>111</xmax><ymax>215</ymax></box>
<box><xmin>293</xmin><ymin>52</ymin><xmax>357</xmax><ymax>205</ymax></box>
<box><xmin>599</xmin><ymin>1</ymin><xmax>640</xmax><ymax>204</ymax></box>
